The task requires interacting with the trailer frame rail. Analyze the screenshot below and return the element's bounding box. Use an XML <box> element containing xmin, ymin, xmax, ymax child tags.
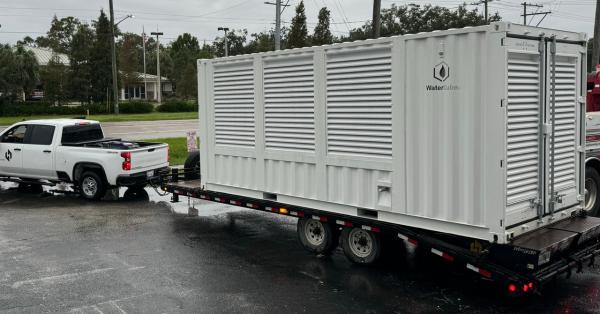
<box><xmin>161</xmin><ymin>169</ymin><xmax>600</xmax><ymax>296</ymax></box>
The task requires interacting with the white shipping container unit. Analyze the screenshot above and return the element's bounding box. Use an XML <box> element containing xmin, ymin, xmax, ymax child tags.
<box><xmin>197</xmin><ymin>22</ymin><xmax>587</xmax><ymax>244</ymax></box>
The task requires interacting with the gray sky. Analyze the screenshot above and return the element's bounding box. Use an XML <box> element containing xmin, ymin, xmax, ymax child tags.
<box><xmin>0</xmin><ymin>0</ymin><xmax>595</xmax><ymax>45</ymax></box>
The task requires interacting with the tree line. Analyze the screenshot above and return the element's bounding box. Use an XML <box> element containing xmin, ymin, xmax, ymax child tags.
<box><xmin>1</xmin><ymin>2</ymin><xmax>498</xmax><ymax>104</ymax></box>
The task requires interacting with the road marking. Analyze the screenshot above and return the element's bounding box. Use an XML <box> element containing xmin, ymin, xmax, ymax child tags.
<box><xmin>11</xmin><ymin>267</ymin><xmax>114</xmax><ymax>289</ymax></box>
<box><xmin>70</xmin><ymin>293</ymin><xmax>151</xmax><ymax>314</ymax></box>
<box><xmin>109</xmin><ymin>301</ymin><xmax>127</xmax><ymax>314</ymax></box>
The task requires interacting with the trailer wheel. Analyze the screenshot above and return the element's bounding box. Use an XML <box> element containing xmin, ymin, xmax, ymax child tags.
<box><xmin>585</xmin><ymin>166</ymin><xmax>600</xmax><ymax>216</ymax></box>
<box><xmin>297</xmin><ymin>218</ymin><xmax>338</xmax><ymax>255</ymax></box>
<box><xmin>341</xmin><ymin>227</ymin><xmax>381</xmax><ymax>265</ymax></box>
<box><xmin>123</xmin><ymin>186</ymin><xmax>149</xmax><ymax>201</ymax></box>
<box><xmin>184</xmin><ymin>151</ymin><xmax>200</xmax><ymax>180</ymax></box>
<box><xmin>78</xmin><ymin>171</ymin><xmax>106</xmax><ymax>200</ymax></box>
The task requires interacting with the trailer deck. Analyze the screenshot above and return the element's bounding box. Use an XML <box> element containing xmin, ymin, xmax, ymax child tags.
<box><xmin>162</xmin><ymin>174</ymin><xmax>600</xmax><ymax>295</ymax></box>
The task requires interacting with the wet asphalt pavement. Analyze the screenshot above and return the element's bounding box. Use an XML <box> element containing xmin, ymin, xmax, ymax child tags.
<box><xmin>0</xmin><ymin>183</ymin><xmax>599</xmax><ymax>314</ymax></box>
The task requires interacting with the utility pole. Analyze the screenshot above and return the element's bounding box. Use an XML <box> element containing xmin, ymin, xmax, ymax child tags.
<box><xmin>151</xmin><ymin>30</ymin><xmax>163</xmax><ymax>104</ymax></box>
<box><xmin>142</xmin><ymin>27</ymin><xmax>147</xmax><ymax>100</ymax></box>
<box><xmin>593</xmin><ymin>0</ymin><xmax>600</xmax><ymax>68</ymax></box>
<box><xmin>109</xmin><ymin>0</ymin><xmax>119</xmax><ymax>114</ymax></box>
<box><xmin>471</xmin><ymin>0</ymin><xmax>493</xmax><ymax>23</ymax></box>
<box><xmin>265</xmin><ymin>0</ymin><xmax>290</xmax><ymax>50</ymax></box>
<box><xmin>521</xmin><ymin>3</ymin><xmax>550</xmax><ymax>26</ymax></box>
<box><xmin>218</xmin><ymin>27</ymin><xmax>229</xmax><ymax>57</ymax></box>
<box><xmin>372</xmin><ymin>0</ymin><xmax>381</xmax><ymax>38</ymax></box>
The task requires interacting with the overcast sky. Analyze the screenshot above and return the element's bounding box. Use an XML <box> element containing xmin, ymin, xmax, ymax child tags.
<box><xmin>0</xmin><ymin>0</ymin><xmax>595</xmax><ymax>45</ymax></box>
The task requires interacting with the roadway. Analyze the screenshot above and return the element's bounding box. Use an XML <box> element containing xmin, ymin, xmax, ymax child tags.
<box><xmin>0</xmin><ymin>184</ymin><xmax>598</xmax><ymax>313</ymax></box>
<box><xmin>0</xmin><ymin>119</ymin><xmax>198</xmax><ymax>140</ymax></box>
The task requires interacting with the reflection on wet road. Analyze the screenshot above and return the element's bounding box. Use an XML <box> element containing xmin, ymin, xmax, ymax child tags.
<box><xmin>0</xmin><ymin>182</ymin><xmax>599</xmax><ymax>313</ymax></box>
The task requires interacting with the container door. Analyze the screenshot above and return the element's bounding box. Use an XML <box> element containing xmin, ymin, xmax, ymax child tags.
<box><xmin>505</xmin><ymin>37</ymin><xmax>545</xmax><ymax>227</ymax></box>
<box><xmin>505</xmin><ymin>36</ymin><xmax>585</xmax><ymax>227</ymax></box>
<box><xmin>545</xmin><ymin>38</ymin><xmax>584</xmax><ymax>215</ymax></box>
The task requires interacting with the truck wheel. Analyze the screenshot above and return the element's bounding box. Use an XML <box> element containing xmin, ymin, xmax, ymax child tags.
<box><xmin>79</xmin><ymin>171</ymin><xmax>106</xmax><ymax>200</ymax></box>
<box><xmin>585</xmin><ymin>166</ymin><xmax>600</xmax><ymax>216</ymax></box>
<box><xmin>297</xmin><ymin>218</ymin><xmax>339</xmax><ymax>255</ymax></box>
<box><xmin>341</xmin><ymin>227</ymin><xmax>381</xmax><ymax>265</ymax></box>
<box><xmin>184</xmin><ymin>151</ymin><xmax>200</xmax><ymax>180</ymax></box>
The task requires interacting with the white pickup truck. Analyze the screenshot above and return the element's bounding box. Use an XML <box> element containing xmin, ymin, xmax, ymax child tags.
<box><xmin>0</xmin><ymin>119</ymin><xmax>169</xmax><ymax>199</ymax></box>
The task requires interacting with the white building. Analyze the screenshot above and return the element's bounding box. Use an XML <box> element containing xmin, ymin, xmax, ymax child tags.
<box><xmin>23</xmin><ymin>46</ymin><xmax>69</xmax><ymax>66</ymax></box>
<box><xmin>121</xmin><ymin>72</ymin><xmax>173</xmax><ymax>101</ymax></box>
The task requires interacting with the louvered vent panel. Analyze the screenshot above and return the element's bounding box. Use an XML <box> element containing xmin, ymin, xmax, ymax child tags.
<box><xmin>264</xmin><ymin>56</ymin><xmax>315</xmax><ymax>152</ymax></box>
<box><xmin>550</xmin><ymin>58</ymin><xmax>577</xmax><ymax>192</ymax></box>
<box><xmin>506</xmin><ymin>53</ymin><xmax>541</xmax><ymax>206</ymax></box>
<box><xmin>326</xmin><ymin>46</ymin><xmax>393</xmax><ymax>158</ymax></box>
<box><xmin>213</xmin><ymin>63</ymin><xmax>255</xmax><ymax>147</ymax></box>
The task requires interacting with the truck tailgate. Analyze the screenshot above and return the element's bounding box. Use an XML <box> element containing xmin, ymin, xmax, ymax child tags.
<box><xmin>130</xmin><ymin>144</ymin><xmax>168</xmax><ymax>170</ymax></box>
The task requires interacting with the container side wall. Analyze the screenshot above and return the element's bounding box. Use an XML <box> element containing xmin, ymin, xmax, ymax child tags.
<box><xmin>324</xmin><ymin>43</ymin><xmax>394</xmax><ymax>212</ymax></box>
<box><xmin>262</xmin><ymin>51</ymin><xmax>319</xmax><ymax>200</ymax></box>
<box><xmin>404</xmin><ymin>31</ymin><xmax>488</xmax><ymax>227</ymax></box>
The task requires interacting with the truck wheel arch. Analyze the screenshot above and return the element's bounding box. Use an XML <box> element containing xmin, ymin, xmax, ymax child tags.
<box><xmin>73</xmin><ymin>163</ymin><xmax>107</xmax><ymax>185</ymax></box>
<box><xmin>585</xmin><ymin>158</ymin><xmax>600</xmax><ymax>216</ymax></box>
<box><xmin>586</xmin><ymin>157</ymin><xmax>600</xmax><ymax>174</ymax></box>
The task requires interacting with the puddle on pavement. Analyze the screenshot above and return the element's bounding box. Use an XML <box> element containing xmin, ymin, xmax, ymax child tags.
<box><xmin>0</xmin><ymin>181</ymin><xmax>244</xmax><ymax>218</ymax></box>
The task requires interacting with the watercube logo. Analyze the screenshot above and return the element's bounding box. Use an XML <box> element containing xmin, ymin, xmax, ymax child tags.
<box><xmin>426</xmin><ymin>61</ymin><xmax>459</xmax><ymax>92</ymax></box>
<box><xmin>433</xmin><ymin>62</ymin><xmax>450</xmax><ymax>82</ymax></box>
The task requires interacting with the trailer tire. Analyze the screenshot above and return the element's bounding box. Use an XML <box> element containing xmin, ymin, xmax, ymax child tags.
<box><xmin>341</xmin><ymin>227</ymin><xmax>381</xmax><ymax>265</ymax></box>
<box><xmin>123</xmin><ymin>186</ymin><xmax>149</xmax><ymax>201</ymax></box>
<box><xmin>78</xmin><ymin>171</ymin><xmax>106</xmax><ymax>200</ymax></box>
<box><xmin>585</xmin><ymin>166</ymin><xmax>600</xmax><ymax>216</ymax></box>
<box><xmin>297</xmin><ymin>218</ymin><xmax>338</xmax><ymax>255</ymax></box>
<box><xmin>184</xmin><ymin>151</ymin><xmax>200</xmax><ymax>180</ymax></box>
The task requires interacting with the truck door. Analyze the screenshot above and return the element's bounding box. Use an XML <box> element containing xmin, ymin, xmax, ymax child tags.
<box><xmin>0</xmin><ymin>125</ymin><xmax>27</xmax><ymax>177</ymax></box>
<box><xmin>21</xmin><ymin>124</ymin><xmax>57</xmax><ymax>179</ymax></box>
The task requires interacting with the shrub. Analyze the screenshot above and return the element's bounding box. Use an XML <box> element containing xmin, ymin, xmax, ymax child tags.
<box><xmin>118</xmin><ymin>101</ymin><xmax>154</xmax><ymax>114</ymax></box>
<box><xmin>157</xmin><ymin>100</ymin><xmax>197</xmax><ymax>112</ymax></box>
<box><xmin>0</xmin><ymin>102</ymin><xmax>109</xmax><ymax>116</ymax></box>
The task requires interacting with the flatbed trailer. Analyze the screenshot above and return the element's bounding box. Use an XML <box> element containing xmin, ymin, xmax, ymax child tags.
<box><xmin>162</xmin><ymin>169</ymin><xmax>600</xmax><ymax>296</ymax></box>
<box><xmin>162</xmin><ymin>23</ymin><xmax>600</xmax><ymax>295</ymax></box>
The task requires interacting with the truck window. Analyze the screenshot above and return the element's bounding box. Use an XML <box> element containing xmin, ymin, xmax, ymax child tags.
<box><xmin>1</xmin><ymin>125</ymin><xmax>28</xmax><ymax>143</ymax></box>
<box><xmin>27</xmin><ymin>125</ymin><xmax>55</xmax><ymax>145</ymax></box>
<box><xmin>61</xmin><ymin>124</ymin><xmax>104</xmax><ymax>144</ymax></box>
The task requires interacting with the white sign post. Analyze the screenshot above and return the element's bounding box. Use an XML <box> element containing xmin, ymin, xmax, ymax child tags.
<box><xmin>187</xmin><ymin>131</ymin><xmax>198</xmax><ymax>153</ymax></box>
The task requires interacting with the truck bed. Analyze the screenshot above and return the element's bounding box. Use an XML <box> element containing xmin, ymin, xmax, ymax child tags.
<box><xmin>63</xmin><ymin>138</ymin><xmax>163</xmax><ymax>150</ymax></box>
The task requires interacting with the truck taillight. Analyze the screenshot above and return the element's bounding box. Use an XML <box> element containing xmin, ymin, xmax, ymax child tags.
<box><xmin>121</xmin><ymin>152</ymin><xmax>131</xmax><ymax>171</ymax></box>
<box><xmin>167</xmin><ymin>146</ymin><xmax>170</xmax><ymax>164</ymax></box>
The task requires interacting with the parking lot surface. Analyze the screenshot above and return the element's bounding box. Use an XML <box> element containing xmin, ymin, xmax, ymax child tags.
<box><xmin>0</xmin><ymin>183</ymin><xmax>599</xmax><ymax>313</ymax></box>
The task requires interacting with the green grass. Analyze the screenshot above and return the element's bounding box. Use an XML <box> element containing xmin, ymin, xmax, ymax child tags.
<box><xmin>146</xmin><ymin>137</ymin><xmax>190</xmax><ymax>166</ymax></box>
<box><xmin>0</xmin><ymin>111</ymin><xmax>198</xmax><ymax>126</ymax></box>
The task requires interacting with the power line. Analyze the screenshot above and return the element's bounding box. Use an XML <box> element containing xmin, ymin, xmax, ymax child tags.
<box><xmin>470</xmin><ymin>0</ymin><xmax>494</xmax><ymax>22</ymax></box>
<box><xmin>520</xmin><ymin>2</ymin><xmax>551</xmax><ymax>25</ymax></box>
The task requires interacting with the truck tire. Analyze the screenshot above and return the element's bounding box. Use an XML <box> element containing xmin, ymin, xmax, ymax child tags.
<box><xmin>184</xmin><ymin>151</ymin><xmax>200</xmax><ymax>180</ymax></box>
<box><xmin>585</xmin><ymin>166</ymin><xmax>600</xmax><ymax>217</ymax></box>
<box><xmin>297</xmin><ymin>218</ymin><xmax>339</xmax><ymax>255</ymax></box>
<box><xmin>78</xmin><ymin>171</ymin><xmax>106</xmax><ymax>200</ymax></box>
<box><xmin>341</xmin><ymin>227</ymin><xmax>381</xmax><ymax>265</ymax></box>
